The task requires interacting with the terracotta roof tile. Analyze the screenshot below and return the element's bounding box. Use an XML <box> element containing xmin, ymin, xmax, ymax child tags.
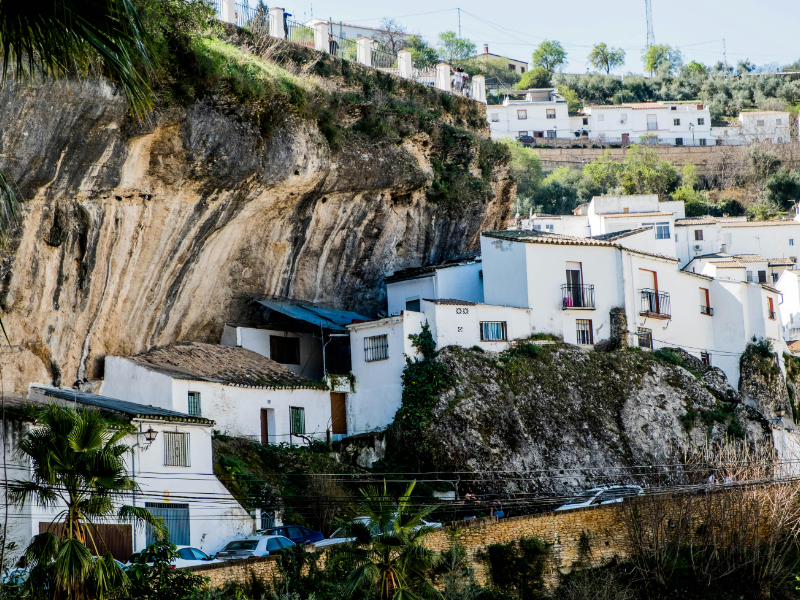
<box><xmin>130</xmin><ymin>342</ymin><xmax>320</xmax><ymax>390</ymax></box>
<box><xmin>709</xmin><ymin>262</ymin><xmax>746</xmax><ymax>268</ymax></box>
<box><xmin>602</xmin><ymin>212</ymin><xmax>673</xmax><ymax>219</ymax></box>
<box><xmin>787</xmin><ymin>340</ymin><xmax>800</xmax><ymax>353</ymax></box>
<box><xmin>675</xmin><ymin>217</ymin><xmax>717</xmax><ymax>226</ymax></box>
<box><xmin>721</xmin><ymin>221</ymin><xmax>800</xmax><ymax>228</ymax></box>
<box><xmin>423</xmin><ymin>299</ymin><xmax>478</xmax><ymax>306</ymax></box>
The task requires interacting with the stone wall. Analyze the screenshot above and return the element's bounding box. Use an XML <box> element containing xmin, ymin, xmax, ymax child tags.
<box><xmin>183</xmin><ymin>554</ymin><xmax>284</xmax><ymax>589</ymax></box>
<box><xmin>532</xmin><ymin>145</ymin><xmax>800</xmax><ymax>175</ymax></box>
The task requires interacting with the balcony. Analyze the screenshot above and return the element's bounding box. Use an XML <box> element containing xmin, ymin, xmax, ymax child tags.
<box><xmin>768</xmin><ymin>310</ymin><xmax>776</xmax><ymax>320</ymax></box>
<box><xmin>561</xmin><ymin>284</ymin><xmax>595</xmax><ymax>310</ymax></box>
<box><xmin>639</xmin><ymin>289</ymin><xmax>671</xmax><ymax>319</ymax></box>
<box><xmin>700</xmin><ymin>305</ymin><xmax>714</xmax><ymax>316</ymax></box>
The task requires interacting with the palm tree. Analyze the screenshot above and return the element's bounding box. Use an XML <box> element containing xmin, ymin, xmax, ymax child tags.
<box><xmin>339</xmin><ymin>481</ymin><xmax>441</xmax><ymax>600</ymax></box>
<box><xmin>9</xmin><ymin>404</ymin><xmax>165</xmax><ymax>600</ymax></box>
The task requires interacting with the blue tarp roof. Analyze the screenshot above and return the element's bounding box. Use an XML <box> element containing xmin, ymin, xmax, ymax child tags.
<box><xmin>256</xmin><ymin>300</ymin><xmax>369</xmax><ymax>331</ymax></box>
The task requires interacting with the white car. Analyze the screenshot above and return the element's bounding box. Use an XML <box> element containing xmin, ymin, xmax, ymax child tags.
<box><xmin>127</xmin><ymin>545</ymin><xmax>220</xmax><ymax>569</ymax></box>
<box><xmin>316</xmin><ymin>516</ymin><xmax>442</xmax><ymax>548</ymax></box>
<box><xmin>555</xmin><ymin>485</ymin><xmax>643</xmax><ymax>511</ymax></box>
<box><xmin>216</xmin><ymin>535</ymin><xmax>294</xmax><ymax>560</ymax></box>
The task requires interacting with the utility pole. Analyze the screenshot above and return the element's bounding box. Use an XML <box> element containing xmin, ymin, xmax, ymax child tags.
<box><xmin>458</xmin><ymin>8</ymin><xmax>461</xmax><ymax>38</ymax></box>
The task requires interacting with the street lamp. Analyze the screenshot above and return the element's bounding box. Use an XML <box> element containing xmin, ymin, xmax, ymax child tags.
<box><xmin>553</xmin><ymin>125</ymin><xmax>557</xmax><ymax>149</ymax></box>
<box><xmin>689</xmin><ymin>122</ymin><xmax>695</xmax><ymax>146</ymax></box>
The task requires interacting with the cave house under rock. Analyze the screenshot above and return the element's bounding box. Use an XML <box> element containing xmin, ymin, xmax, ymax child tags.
<box><xmin>100</xmin><ymin>342</ymin><xmax>332</xmax><ymax>445</ymax></box>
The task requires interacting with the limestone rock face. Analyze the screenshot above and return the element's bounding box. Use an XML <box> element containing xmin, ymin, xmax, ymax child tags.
<box><xmin>0</xmin><ymin>80</ymin><xmax>512</xmax><ymax>391</ymax></box>
<box><xmin>738</xmin><ymin>346</ymin><xmax>792</xmax><ymax>420</ymax></box>
<box><xmin>421</xmin><ymin>345</ymin><xmax>771</xmax><ymax>495</ymax></box>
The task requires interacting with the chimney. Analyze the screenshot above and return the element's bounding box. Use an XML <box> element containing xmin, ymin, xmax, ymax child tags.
<box><xmin>484</xmin><ymin>44</ymin><xmax>489</xmax><ymax>54</ymax></box>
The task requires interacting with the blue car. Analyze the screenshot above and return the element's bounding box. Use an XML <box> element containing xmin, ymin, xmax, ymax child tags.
<box><xmin>263</xmin><ymin>525</ymin><xmax>324</xmax><ymax>545</ymax></box>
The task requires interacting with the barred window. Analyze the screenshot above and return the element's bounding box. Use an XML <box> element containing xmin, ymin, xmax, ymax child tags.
<box><xmin>364</xmin><ymin>335</ymin><xmax>389</xmax><ymax>362</ymax></box>
<box><xmin>188</xmin><ymin>392</ymin><xmax>201</xmax><ymax>417</ymax></box>
<box><xmin>480</xmin><ymin>322</ymin><xmax>507</xmax><ymax>341</ymax></box>
<box><xmin>637</xmin><ymin>327</ymin><xmax>652</xmax><ymax>349</ymax></box>
<box><xmin>701</xmin><ymin>352</ymin><xmax>711</xmax><ymax>366</ymax></box>
<box><xmin>576</xmin><ymin>320</ymin><xmax>593</xmax><ymax>345</ymax></box>
<box><xmin>164</xmin><ymin>432</ymin><xmax>189</xmax><ymax>467</ymax></box>
<box><xmin>290</xmin><ymin>407</ymin><xmax>305</xmax><ymax>436</ymax></box>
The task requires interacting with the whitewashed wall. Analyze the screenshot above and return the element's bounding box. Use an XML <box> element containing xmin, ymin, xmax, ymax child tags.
<box><xmin>220</xmin><ymin>326</ymin><xmax>324</xmax><ymax>380</ymax></box>
<box><xmin>722</xmin><ymin>223</ymin><xmax>800</xmax><ymax>261</ymax></box>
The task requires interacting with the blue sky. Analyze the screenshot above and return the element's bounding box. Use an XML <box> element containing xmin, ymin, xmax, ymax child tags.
<box><xmin>271</xmin><ymin>0</ymin><xmax>800</xmax><ymax>74</ymax></box>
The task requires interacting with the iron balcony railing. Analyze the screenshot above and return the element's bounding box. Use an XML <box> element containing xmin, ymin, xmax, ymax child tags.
<box><xmin>639</xmin><ymin>289</ymin><xmax>671</xmax><ymax>319</ymax></box>
<box><xmin>768</xmin><ymin>310</ymin><xmax>777</xmax><ymax>320</ymax></box>
<box><xmin>561</xmin><ymin>284</ymin><xmax>595</xmax><ymax>309</ymax></box>
<box><xmin>700</xmin><ymin>305</ymin><xmax>714</xmax><ymax>316</ymax></box>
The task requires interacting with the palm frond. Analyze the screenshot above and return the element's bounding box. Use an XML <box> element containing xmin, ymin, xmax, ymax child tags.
<box><xmin>24</xmin><ymin>532</ymin><xmax>59</xmax><ymax>568</ymax></box>
<box><xmin>118</xmin><ymin>505</ymin><xmax>166</xmax><ymax>535</ymax></box>
<box><xmin>92</xmin><ymin>552</ymin><xmax>129</xmax><ymax>597</ymax></box>
<box><xmin>53</xmin><ymin>537</ymin><xmax>92</xmax><ymax>591</ymax></box>
<box><xmin>0</xmin><ymin>0</ymin><xmax>154</xmax><ymax>116</ymax></box>
<box><xmin>344</xmin><ymin>562</ymin><xmax>381</xmax><ymax>596</ymax></box>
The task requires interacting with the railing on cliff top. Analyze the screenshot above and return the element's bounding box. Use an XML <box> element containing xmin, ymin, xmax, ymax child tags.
<box><xmin>208</xmin><ymin>2</ymin><xmax>486</xmax><ymax>103</ymax></box>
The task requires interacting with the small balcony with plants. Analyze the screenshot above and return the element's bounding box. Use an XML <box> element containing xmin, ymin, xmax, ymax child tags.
<box><xmin>561</xmin><ymin>284</ymin><xmax>595</xmax><ymax>310</ymax></box>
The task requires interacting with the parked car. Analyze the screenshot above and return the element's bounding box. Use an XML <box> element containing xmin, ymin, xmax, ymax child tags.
<box><xmin>261</xmin><ymin>525</ymin><xmax>324</xmax><ymax>545</ymax></box>
<box><xmin>555</xmin><ymin>485</ymin><xmax>642</xmax><ymax>511</ymax></box>
<box><xmin>216</xmin><ymin>535</ymin><xmax>294</xmax><ymax>560</ymax></box>
<box><xmin>315</xmin><ymin>516</ymin><xmax>442</xmax><ymax>548</ymax></box>
<box><xmin>128</xmin><ymin>545</ymin><xmax>220</xmax><ymax>569</ymax></box>
<box><xmin>517</xmin><ymin>135</ymin><xmax>536</xmax><ymax>145</ymax></box>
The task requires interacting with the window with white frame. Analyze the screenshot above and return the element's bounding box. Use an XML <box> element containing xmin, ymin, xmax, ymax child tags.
<box><xmin>655</xmin><ymin>222</ymin><xmax>670</xmax><ymax>239</ymax></box>
<box><xmin>777</xmin><ymin>118</ymin><xmax>782</xmax><ymax>125</ymax></box>
<box><xmin>647</xmin><ymin>114</ymin><xmax>658</xmax><ymax>130</ymax></box>
<box><xmin>164</xmin><ymin>432</ymin><xmax>189</xmax><ymax>467</ymax></box>
<box><xmin>576</xmin><ymin>320</ymin><xmax>593</xmax><ymax>345</ymax></box>
<box><xmin>480</xmin><ymin>322</ymin><xmax>507</xmax><ymax>341</ymax></box>
<box><xmin>364</xmin><ymin>335</ymin><xmax>389</xmax><ymax>362</ymax></box>
<box><xmin>757</xmin><ymin>119</ymin><xmax>765</xmax><ymax>126</ymax></box>
<box><xmin>697</xmin><ymin>118</ymin><xmax>705</xmax><ymax>125</ymax></box>
<box><xmin>546</xmin><ymin>131</ymin><xmax>556</xmax><ymax>138</ymax></box>
<box><xmin>545</xmin><ymin>224</ymin><xmax>554</xmax><ymax>231</ymax></box>
<box><xmin>517</xmin><ymin>110</ymin><xmax>527</xmax><ymax>120</ymax></box>
<box><xmin>673</xmin><ymin>119</ymin><xmax>680</xmax><ymax>126</ymax></box>
<box><xmin>746</xmin><ymin>271</ymin><xmax>754</xmax><ymax>282</ymax></box>
<box><xmin>490</xmin><ymin>113</ymin><xmax>499</xmax><ymax>122</ymax></box>
<box><xmin>620</xmin><ymin>113</ymin><xmax>627</xmax><ymax>123</ymax></box>
<box><xmin>546</xmin><ymin>109</ymin><xmax>555</xmax><ymax>119</ymax></box>
<box><xmin>188</xmin><ymin>392</ymin><xmax>201</xmax><ymax>417</ymax></box>
<box><xmin>518</xmin><ymin>131</ymin><xmax>528</xmax><ymax>137</ymax></box>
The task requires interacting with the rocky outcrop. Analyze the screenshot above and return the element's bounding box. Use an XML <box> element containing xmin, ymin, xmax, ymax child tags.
<box><xmin>412</xmin><ymin>344</ymin><xmax>771</xmax><ymax>495</ymax></box>
<box><xmin>738</xmin><ymin>343</ymin><xmax>792</xmax><ymax>420</ymax></box>
<box><xmin>0</xmin><ymin>77</ymin><xmax>511</xmax><ymax>392</ymax></box>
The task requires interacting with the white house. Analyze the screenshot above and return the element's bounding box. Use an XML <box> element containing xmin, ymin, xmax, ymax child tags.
<box><xmin>488</xmin><ymin>89</ymin><xmax>572</xmax><ymax>141</ymax></box>
<box><xmin>480</xmin><ymin>229</ymin><xmax>784</xmax><ymax>389</ymax></box>
<box><xmin>738</xmin><ymin>111</ymin><xmax>791</xmax><ymax>144</ymax></box>
<box><xmin>583</xmin><ymin>101</ymin><xmax>713</xmax><ymax>146</ymax></box>
<box><xmin>776</xmin><ymin>269</ymin><xmax>800</xmax><ymax>342</ymax></box>
<box><xmin>385</xmin><ymin>251</ymin><xmax>483</xmax><ymax>316</ymax></box>
<box><xmin>100</xmin><ymin>343</ymin><xmax>334</xmax><ymax>446</ymax></box>
<box><xmin>470</xmin><ymin>45</ymin><xmax>528</xmax><ymax>75</ymax></box>
<box><xmin>305</xmin><ymin>19</ymin><xmax>412</xmax><ymax>44</ymax></box>
<box><xmin>346</xmin><ymin>299</ymin><xmax>535</xmax><ymax>435</ymax></box>
<box><xmin>684</xmin><ymin>253</ymin><xmax>795</xmax><ymax>285</ymax></box>
<box><xmin>5</xmin><ymin>386</ymin><xmax>256</xmax><ymax>564</ymax></box>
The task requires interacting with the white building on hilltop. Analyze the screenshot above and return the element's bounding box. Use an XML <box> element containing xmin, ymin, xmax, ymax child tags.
<box><xmin>583</xmin><ymin>101</ymin><xmax>713</xmax><ymax>146</ymax></box>
<box><xmin>488</xmin><ymin>89</ymin><xmax>573</xmax><ymax>141</ymax></box>
<box><xmin>101</xmin><ymin>342</ymin><xmax>332</xmax><ymax>446</ymax></box>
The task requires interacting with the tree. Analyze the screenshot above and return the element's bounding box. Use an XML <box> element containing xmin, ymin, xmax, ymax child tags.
<box><xmin>766</xmin><ymin>168</ymin><xmax>800</xmax><ymax>209</ymax></box>
<box><xmin>126</xmin><ymin>536</ymin><xmax>209</xmax><ymax>600</ymax></box>
<box><xmin>338</xmin><ymin>481</ymin><xmax>441</xmax><ymax>600</ymax></box>
<box><xmin>405</xmin><ymin>35</ymin><xmax>438</xmax><ymax>69</ymax></box>
<box><xmin>587</xmin><ymin>43</ymin><xmax>625</xmax><ymax>74</ymax></box>
<box><xmin>558</xmin><ymin>86</ymin><xmax>582</xmax><ymax>113</ymax></box>
<box><xmin>532</xmin><ymin>40</ymin><xmax>567</xmax><ymax>72</ymax></box>
<box><xmin>9</xmin><ymin>405</ymin><xmax>165</xmax><ymax>600</ymax></box>
<box><xmin>462</xmin><ymin>57</ymin><xmax>520</xmax><ymax>87</ymax></box>
<box><xmin>641</xmin><ymin>44</ymin><xmax>682</xmax><ymax>75</ymax></box>
<box><xmin>378</xmin><ymin>18</ymin><xmax>407</xmax><ymax>54</ymax></box>
<box><xmin>437</xmin><ymin>31</ymin><xmax>475</xmax><ymax>63</ymax></box>
<box><xmin>619</xmin><ymin>146</ymin><xmax>680</xmax><ymax>199</ymax></box>
<box><xmin>683</xmin><ymin>61</ymin><xmax>708</xmax><ymax>77</ymax></box>
<box><xmin>503</xmin><ymin>141</ymin><xmax>544</xmax><ymax>214</ymax></box>
<box><xmin>514</xmin><ymin>66</ymin><xmax>552</xmax><ymax>90</ymax></box>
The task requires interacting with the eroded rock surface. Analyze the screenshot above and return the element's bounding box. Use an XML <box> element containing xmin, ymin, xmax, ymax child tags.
<box><xmin>0</xmin><ymin>80</ymin><xmax>511</xmax><ymax>391</ymax></box>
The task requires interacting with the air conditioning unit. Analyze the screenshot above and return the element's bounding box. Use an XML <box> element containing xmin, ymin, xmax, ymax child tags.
<box><xmin>694</xmin><ymin>244</ymin><xmax>703</xmax><ymax>251</ymax></box>
<box><xmin>720</xmin><ymin>244</ymin><xmax>727</xmax><ymax>253</ymax></box>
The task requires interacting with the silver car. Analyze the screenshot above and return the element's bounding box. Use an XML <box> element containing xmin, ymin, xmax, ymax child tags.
<box><xmin>555</xmin><ymin>485</ymin><xmax>643</xmax><ymax>511</ymax></box>
<box><xmin>216</xmin><ymin>535</ymin><xmax>294</xmax><ymax>560</ymax></box>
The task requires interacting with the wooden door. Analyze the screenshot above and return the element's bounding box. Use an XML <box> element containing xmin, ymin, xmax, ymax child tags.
<box><xmin>330</xmin><ymin>393</ymin><xmax>347</xmax><ymax>435</ymax></box>
<box><xmin>261</xmin><ymin>408</ymin><xmax>269</xmax><ymax>445</ymax></box>
<box><xmin>622</xmin><ymin>133</ymin><xmax>629</xmax><ymax>144</ymax></box>
<box><xmin>40</xmin><ymin>522</ymin><xmax>133</xmax><ymax>562</ymax></box>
